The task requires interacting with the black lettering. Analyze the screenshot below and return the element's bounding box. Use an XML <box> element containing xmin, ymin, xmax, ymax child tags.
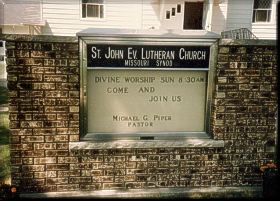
<box><xmin>107</xmin><ymin>87</ymin><xmax>128</xmax><ymax>94</ymax></box>
<box><xmin>138</xmin><ymin>87</ymin><xmax>155</xmax><ymax>93</ymax></box>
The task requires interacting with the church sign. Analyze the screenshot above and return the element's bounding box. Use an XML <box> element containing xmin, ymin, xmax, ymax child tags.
<box><xmin>79</xmin><ymin>34</ymin><xmax>217</xmax><ymax>140</ymax></box>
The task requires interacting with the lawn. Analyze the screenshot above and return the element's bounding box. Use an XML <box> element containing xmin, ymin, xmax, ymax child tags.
<box><xmin>0</xmin><ymin>117</ymin><xmax>9</xmax><ymax>145</ymax></box>
<box><xmin>0</xmin><ymin>113</ymin><xmax>10</xmax><ymax>184</ymax></box>
<box><xmin>0</xmin><ymin>144</ymin><xmax>10</xmax><ymax>183</ymax></box>
<box><xmin>0</xmin><ymin>85</ymin><xmax>8</xmax><ymax>106</ymax></box>
<box><xmin>0</xmin><ymin>84</ymin><xmax>10</xmax><ymax>184</ymax></box>
<box><xmin>0</xmin><ymin>84</ymin><xmax>9</xmax><ymax>145</ymax></box>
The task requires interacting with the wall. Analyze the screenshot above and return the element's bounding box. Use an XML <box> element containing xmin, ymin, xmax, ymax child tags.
<box><xmin>211</xmin><ymin>0</ymin><xmax>228</xmax><ymax>34</ymax></box>
<box><xmin>1</xmin><ymin>0</ymin><xmax>278</xmax><ymax>39</ymax></box>
<box><xmin>41</xmin><ymin>0</ymin><xmax>280</xmax><ymax>39</ymax></box>
<box><xmin>1</xmin><ymin>34</ymin><xmax>277</xmax><ymax>198</ymax></box>
<box><xmin>147</xmin><ymin>0</ymin><xmax>214</xmax><ymax>31</ymax></box>
<box><xmin>225</xmin><ymin>0</ymin><xmax>279</xmax><ymax>39</ymax></box>
<box><xmin>159</xmin><ymin>0</ymin><xmax>184</xmax><ymax>30</ymax></box>
<box><xmin>3</xmin><ymin>35</ymin><xmax>80</xmax><ymax>192</ymax></box>
<box><xmin>142</xmin><ymin>0</ymin><xmax>161</xmax><ymax>29</ymax></box>
<box><xmin>0</xmin><ymin>0</ymin><xmax>44</xmax><ymax>35</ymax></box>
<box><xmin>41</xmin><ymin>0</ymin><xmax>147</xmax><ymax>36</ymax></box>
<box><xmin>225</xmin><ymin>0</ymin><xmax>253</xmax><ymax>31</ymax></box>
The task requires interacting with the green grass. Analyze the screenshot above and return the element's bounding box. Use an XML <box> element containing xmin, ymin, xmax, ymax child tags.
<box><xmin>0</xmin><ymin>126</ymin><xmax>9</xmax><ymax>145</ymax></box>
<box><xmin>0</xmin><ymin>84</ymin><xmax>10</xmax><ymax>182</ymax></box>
<box><xmin>0</xmin><ymin>112</ymin><xmax>9</xmax><ymax>145</ymax></box>
<box><xmin>0</xmin><ymin>145</ymin><xmax>10</xmax><ymax>181</ymax></box>
<box><xmin>0</xmin><ymin>113</ymin><xmax>10</xmax><ymax>181</ymax></box>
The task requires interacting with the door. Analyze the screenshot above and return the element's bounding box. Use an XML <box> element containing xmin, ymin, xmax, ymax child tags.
<box><xmin>183</xmin><ymin>2</ymin><xmax>204</xmax><ymax>30</ymax></box>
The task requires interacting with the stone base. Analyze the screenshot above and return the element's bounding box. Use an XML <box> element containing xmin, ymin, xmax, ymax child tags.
<box><xmin>20</xmin><ymin>187</ymin><xmax>262</xmax><ymax>199</ymax></box>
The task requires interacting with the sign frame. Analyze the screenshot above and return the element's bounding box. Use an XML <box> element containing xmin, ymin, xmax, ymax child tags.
<box><xmin>79</xmin><ymin>36</ymin><xmax>218</xmax><ymax>141</ymax></box>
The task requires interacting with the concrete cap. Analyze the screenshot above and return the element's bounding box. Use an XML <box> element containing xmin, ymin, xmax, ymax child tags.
<box><xmin>77</xmin><ymin>28</ymin><xmax>221</xmax><ymax>39</ymax></box>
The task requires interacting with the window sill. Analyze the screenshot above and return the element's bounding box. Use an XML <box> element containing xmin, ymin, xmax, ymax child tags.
<box><xmin>252</xmin><ymin>22</ymin><xmax>274</xmax><ymax>25</ymax></box>
<box><xmin>80</xmin><ymin>17</ymin><xmax>106</xmax><ymax>22</ymax></box>
<box><xmin>69</xmin><ymin>138</ymin><xmax>224</xmax><ymax>149</ymax></box>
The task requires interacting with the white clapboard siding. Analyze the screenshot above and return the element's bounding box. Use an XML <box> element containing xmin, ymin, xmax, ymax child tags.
<box><xmin>252</xmin><ymin>24</ymin><xmax>277</xmax><ymax>39</ymax></box>
<box><xmin>1</xmin><ymin>0</ymin><xmax>43</xmax><ymax>25</ymax></box>
<box><xmin>1</xmin><ymin>0</ymin><xmax>274</xmax><ymax>39</ymax></box>
<box><xmin>225</xmin><ymin>0</ymin><xmax>253</xmax><ymax>31</ymax></box>
<box><xmin>42</xmin><ymin>0</ymin><xmax>144</xmax><ymax>36</ymax></box>
<box><xmin>211</xmin><ymin>0</ymin><xmax>228</xmax><ymax>34</ymax></box>
<box><xmin>142</xmin><ymin>0</ymin><xmax>161</xmax><ymax>29</ymax></box>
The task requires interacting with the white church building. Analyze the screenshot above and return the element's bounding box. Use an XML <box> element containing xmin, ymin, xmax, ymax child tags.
<box><xmin>0</xmin><ymin>0</ymin><xmax>278</xmax><ymax>39</ymax></box>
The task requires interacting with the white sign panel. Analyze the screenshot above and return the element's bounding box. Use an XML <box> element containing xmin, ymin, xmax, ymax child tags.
<box><xmin>87</xmin><ymin>69</ymin><xmax>207</xmax><ymax>134</ymax></box>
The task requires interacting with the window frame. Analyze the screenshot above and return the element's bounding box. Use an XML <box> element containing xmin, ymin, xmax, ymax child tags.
<box><xmin>81</xmin><ymin>0</ymin><xmax>105</xmax><ymax>20</ymax></box>
<box><xmin>252</xmin><ymin>0</ymin><xmax>273</xmax><ymax>23</ymax></box>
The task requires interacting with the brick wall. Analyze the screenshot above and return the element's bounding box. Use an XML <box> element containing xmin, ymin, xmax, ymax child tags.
<box><xmin>2</xmin><ymin>35</ymin><xmax>277</xmax><ymax>194</ymax></box>
<box><xmin>4</xmin><ymin>36</ymin><xmax>80</xmax><ymax>192</ymax></box>
<box><xmin>213</xmin><ymin>41</ymin><xmax>278</xmax><ymax>188</ymax></box>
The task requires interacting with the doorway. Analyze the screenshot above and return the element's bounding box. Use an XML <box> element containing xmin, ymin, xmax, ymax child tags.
<box><xmin>183</xmin><ymin>2</ymin><xmax>204</xmax><ymax>30</ymax></box>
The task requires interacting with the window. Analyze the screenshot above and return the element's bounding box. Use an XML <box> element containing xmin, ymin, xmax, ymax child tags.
<box><xmin>172</xmin><ymin>8</ymin><xmax>176</xmax><ymax>16</ymax></box>
<box><xmin>166</xmin><ymin>11</ymin><xmax>170</xmax><ymax>19</ymax></box>
<box><xmin>177</xmin><ymin>4</ymin><xmax>181</xmax><ymax>13</ymax></box>
<box><xmin>252</xmin><ymin>0</ymin><xmax>272</xmax><ymax>22</ymax></box>
<box><xmin>82</xmin><ymin>0</ymin><xmax>104</xmax><ymax>18</ymax></box>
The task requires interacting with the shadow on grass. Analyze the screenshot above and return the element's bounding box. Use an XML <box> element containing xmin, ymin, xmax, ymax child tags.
<box><xmin>0</xmin><ymin>126</ymin><xmax>9</xmax><ymax>145</ymax></box>
<box><xmin>0</xmin><ymin>83</ymin><xmax>11</xmax><ymax>185</ymax></box>
<box><xmin>0</xmin><ymin>85</ymin><xmax>8</xmax><ymax>105</ymax></box>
